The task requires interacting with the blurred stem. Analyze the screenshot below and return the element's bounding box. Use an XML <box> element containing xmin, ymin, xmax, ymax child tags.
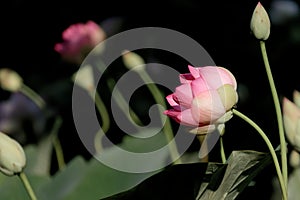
<box><xmin>20</xmin><ymin>84</ymin><xmax>45</xmax><ymax>109</ymax></box>
<box><xmin>220</xmin><ymin>137</ymin><xmax>226</xmax><ymax>164</ymax></box>
<box><xmin>260</xmin><ymin>40</ymin><xmax>287</xmax><ymax>187</ymax></box>
<box><xmin>51</xmin><ymin>116</ymin><xmax>65</xmax><ymax>170</ymax></box>
<box><xmin>107</xmin><ymin>78</ymin><xmax>143</xmax><ymax>126</ymax></box>
<box><xmin>136</xmin><ymin>69</ymin><xmax>181</xmax><ymax>164</ymax></box>
<box><xmin>232</xmin><ymin>109</ymin><xmax>287</xmax><ymax>200</ymax></box>
<box><xmin>92</xmin><ymin>90</ymin><xmax>110</xmax><ymax>153</ymax></box>
<box><xmin>93</xmin><ymin>91</ymin><xmax>110</xmax><ymax>134</ymax></box>
<box><xmin>197</xmin><ymin>134</ymin><xmax>209</xmax><ymax>162</ymax></box>
<box><xmin>18</xmin><ymin>172</ymin><xmax>37</xmax><ymax>200</ymax></box>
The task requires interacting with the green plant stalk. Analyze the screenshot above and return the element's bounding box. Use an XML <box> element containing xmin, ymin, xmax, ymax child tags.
<box><xmin>18</xmin><ymin>172</ymin><xmax>38</xmax><ymax>200</ymax></box>
<box><xmin>232</xmin><ymin>109</ymin><xmax>287</xmax><ymax>200</ymax></box>
<box><xmin>107</xmin><ymin>78</ymin><xmax>143</xmax><ymax>126</ymax></box>
<box><xmin>220</xmin><ymin>137</ymin><xmax>226</xmax><ymax>164</ymax></box>
<box><xmin>260</xmin><ymin>41</ymin><xmax>287</xmax><ymax>187</ymax></box>
<box><xmin>51</xmin><ymin>116</ymin><xmax>65</xmax><ymax>170</ymax></box>
<box><xmin>137</xmin><ymin>69</ymin><xmax>181</xmax><ymax>164</ymax></box>
<box><xmin>20</xmin><ymin>84</ymin><xmax>45</xmax><ymax>109</ymax></box>
<box><xmin>93</xmin><ymin>91</ymin><xmax>110</xmax><ymax>133</ymax></box>
<box><xmin>92</xmin><ymin>91</ymin><xmax>110</xmax><ymax>153</ymax></box>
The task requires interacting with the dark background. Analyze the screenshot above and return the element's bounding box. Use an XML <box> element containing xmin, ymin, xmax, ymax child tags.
<box><xmin>1</xmin><ymin>0</ymin><xmax>300</xmax><ymax>199</ymax></box>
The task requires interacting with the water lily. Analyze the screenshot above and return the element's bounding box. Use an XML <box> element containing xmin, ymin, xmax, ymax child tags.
<box><xmin>164</xmin><ymin>65</ymin><xmax>238</xmax><ymax>135</ymax></box>
<box><xmin>54</xmin><ymin>20</ymin><xmax>106</xmax><ymax>65</ymax></box>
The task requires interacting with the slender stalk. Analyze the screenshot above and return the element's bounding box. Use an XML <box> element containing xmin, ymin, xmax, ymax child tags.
<box><xmin>197</xmin><ymin>134</ymin><xmax>209</xmax><ymax>162</ymax></box>
<box><xmin>20</xmin><ymin>84</ymin><xmax>45</xmax><ymax>109</ymax></box>
<box><xmin>137</xmin><ymin>69</ymin><xmax>181</xmax><ymax>164</ymax></box>
<box><xmin>51</xmin><ymin>116</ymin><xmax>65</xmax><ymax>170</ymax></box>
<box><xmin>107</xmin><ymin>78</ymin><xmax>143</xmax><ymax>126</ymax></box>
<box><xmin>93</xmin><ymin>91</ymin><xmax>110</xmax><ymax>134</ymax></box>
<box><xmin>18</xmin><ymin>172</ymin><xmax>38</xmax><ymax>200</ymax></box>
<box><xmin>260</xmin><ymin>41</ymin><xmax>287</xmax><ymax>187</ymax></box>
<box><xmin>220</xmin><ymin>137</ymin><xmax>227</xmax><ymax>164</ymax></box>
<box><xmin>232</xmin><ymin>109</ymin><xmax>287</xmax><ymax>200</ymax></box>
<box><xmin>92</xmin><ymin>91</ymin><xmax>110</xmax><ymax>153</ymax></box>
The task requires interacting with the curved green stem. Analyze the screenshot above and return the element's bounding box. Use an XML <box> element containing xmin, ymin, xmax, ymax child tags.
<box><xmin>20</xmin><ymin>84</ymin><xmax>45</xmax><ymax>109</ymax></box>
<box><xmin>220</xmin><ymin>137</ymin><xmax>226</xmax><ymax>164</ymax></box>
<box><xmin>260</xmin><ymin>41</ymin><xmax>287</xmax><ymax>187</ymax></box>
<box><xmin>93</xmin><ymin>91</ymin><xmax>110</xmax><ymax>134</ymax></box>
<box><xmin>92</xmin><ymin>91</ymin><xmax>110</xmax><ymax>153</ymax></box>
<box><xmin>107</xmin><ymin>78</ymin><xmax>143</xmax><ymax>126</ymax></box>
<box><xmin>137</xmin><ymin>69</ymin><xmax>181</xmax><ymax>164</ymax></box>
<box><xmin>232</xmin><ymin>109</ymin><xmax>287</xmax><ymax>200</ymax></box>
<box><xmin>18</xmin><ymin>172</ymin><xmax>38</xmax><ymax>200</ymax></box>
<box><xmin>51</xmin><ymin>116</ymin><xmax>65</xmax><ymax>171</ymax></box>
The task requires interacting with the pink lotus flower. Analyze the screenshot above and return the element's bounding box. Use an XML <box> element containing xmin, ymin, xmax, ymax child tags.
<box><xmin>164</xmin><ymin>65</ymin><xmax>238</xmax><ymax>135</ymax></box>
<box><xmin>54</xmin><ymin>20</ymin><xmax>106</xmax><ymax>65</ymax></box>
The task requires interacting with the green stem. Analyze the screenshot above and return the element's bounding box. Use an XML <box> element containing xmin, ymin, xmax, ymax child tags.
<box><xmin>220</xmin><ymin>137</ymin><xmax>226</xmax><ymax>164</ymax></box>
<box><xmin>137</xmin><ymin>69</ymin><xmax>181</xmax><ymax>164</ymax></box>
<box><xmin>232</xmin><ymin>109</ymin><xmax>287</xmax><ymax>200</ymax></box>
<box><xmin>107</xmin><ymin>78</ymin><xmax>143</xmax><ymax>126</ymax></box>
<box><xmin>18</xmin><ymin>172</ymin><xmax>38</xmax><ymax>200</ymax></box>
<box><xmin>260</xmin><ymin>41</ymin><xmax>287</xmax><ymax>187</ymax></box>
<box><xmin>93</xmin><ymin>91</ymin><xmax>110</xmax><ymax>134</ymax></box>
<box><xmin>51</xmin><ymin>116</ymin><xmax>65</xmax><ymax>170</ymax></box>
<box><xmin>92</xmin><ymin>91</ymin><xmax>110</xmax><ymax>154</ymax></box>
<box><xmin>20</xmin><ymin>84</ymin><xmax>45</xmax><ymax>109</ymax></box>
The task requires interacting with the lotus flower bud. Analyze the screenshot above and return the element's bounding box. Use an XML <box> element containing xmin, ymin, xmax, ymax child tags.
<box><xmin>164</xmin><ymin>65</ymin><xmax>238</xmax><ymax>135</ymax></box>
<box><xmin>72</xmin><ymin>65</ymin><xmax>95</xmax><ymax>92</ymax></box>
<box><xmin>0</xmin><ymin>131</ymin><xmax>26</xmax><ymax>176</ymax></box>
<box><xmin>54</xmin><ymin>20</ymin><xmax>106</xmax><ymax>65</ymax></box>
<box><xmin>122</xmin><ymin>50</ymin><xmax>145</xmax><ymax>71</ymax></box>
<box><xmin>282</xmin><ymin>96</ymin><xmax>300</xmax><ymax>151</ymax></box>
<box><xmin>250</xmin><ymin>2</ymin><xmax>271</xmax><ymax>40</ymax></box>
<box><xmin>0</xmin><ymin>68</ymin><xmax>23</xmax><ymax>92</ymax></box>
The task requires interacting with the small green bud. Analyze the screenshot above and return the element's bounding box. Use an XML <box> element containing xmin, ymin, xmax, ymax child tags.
<box><xmin>0</xmin><ymin>68</ymin><xmax>23</xmax><ymax>92</ymax></box>
<box><xmin>250</xmin><ymin>2</ymin><xmax>271</xmax><ymax>40</ymax></box>
<box><xmin>0</xmin><ymin>131</ymin><xmax>26</xmax><ymax>176</ymax></box>
<box><xmin>122</xmin><ymin>50</ymin><xmax>145</xmax><ymax>71</ymax></box>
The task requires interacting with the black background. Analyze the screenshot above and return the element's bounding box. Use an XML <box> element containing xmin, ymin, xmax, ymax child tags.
<box><xmin>1</xmin><ymin>0</ymin><xmax>300</xmax><ymax>199</ymax></box>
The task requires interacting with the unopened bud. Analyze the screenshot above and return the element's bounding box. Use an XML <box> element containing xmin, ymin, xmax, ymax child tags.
<box><xmin>122</xmin><ymin>50</ymin><xmax>145</xmax><ymax>71</ymax></box>
<box><xmin>72</xmin><ymin>65</ymin><xmax>95</xmax><ymax>92</ymax></box>
<box><xmin>250</xmin><ymin>2</ymin><xmax>271</xmax><ymax>40</ymax></box>
<box><xmin>0</xmin><ymin>68</ymin><xmax>23</xmax><ymax>92</ymax></box>
<box><xmin>0</xmin><ymin>131</ymin><xmax>26</xmax><ymax>176</ymax></box>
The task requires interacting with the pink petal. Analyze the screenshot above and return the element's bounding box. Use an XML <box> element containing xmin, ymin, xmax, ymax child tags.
<box><xmin>188</xmin><ymin>65</ymin><xmax>201</xmax><ymax>79</ymax></box>
<box><xmin>190</xmin><ymin>77</ymin><xmax>210</xmax><ymax>97</ymax></box>
<box><xmin>179</xmin><ymin>73</ymin><xmax>194</xmax><ymax>84</ymax></box>
<box><xmin>175</xmin><ymin>83</ymin><xmax>194</xmax><ymax>108</ymax></box>
<box><xmin>166</xmin><ymin>94</ymin><xmax>179</xmax><ymax>107</ymax></box>
<box><xmin>283</xmin><ymin>97</ymin><xmax>300</xmax><ymax>123</ymax></box>
<box><xmin>191</xmin><ymin>90</ymin><xmax>225</xmax><ymax>125</ymax></box>
<box><xmin>177</xmin><ymin>109</ymin><xmax>199</xmax><ymax>126</ymax></box>
<box><xmin>198</xmin><ymin>66</ymin><xmax>237</xmax><ymax>90</ymax></box>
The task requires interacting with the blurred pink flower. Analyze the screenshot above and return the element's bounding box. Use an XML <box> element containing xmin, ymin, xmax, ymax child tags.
<box><xmin>54</xmin><ymin>20</ymin><xmax>106</xmax><ymax>65</ymax></box>
<box><xmin>282</xmin><ymin>90</ymin><xmax>300</xmax><ymax>152</ymax></box>
<box><xmin>164</xmin><ymin>65</ymin><xmax>238</xmax><ymax>134</ymax></box>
